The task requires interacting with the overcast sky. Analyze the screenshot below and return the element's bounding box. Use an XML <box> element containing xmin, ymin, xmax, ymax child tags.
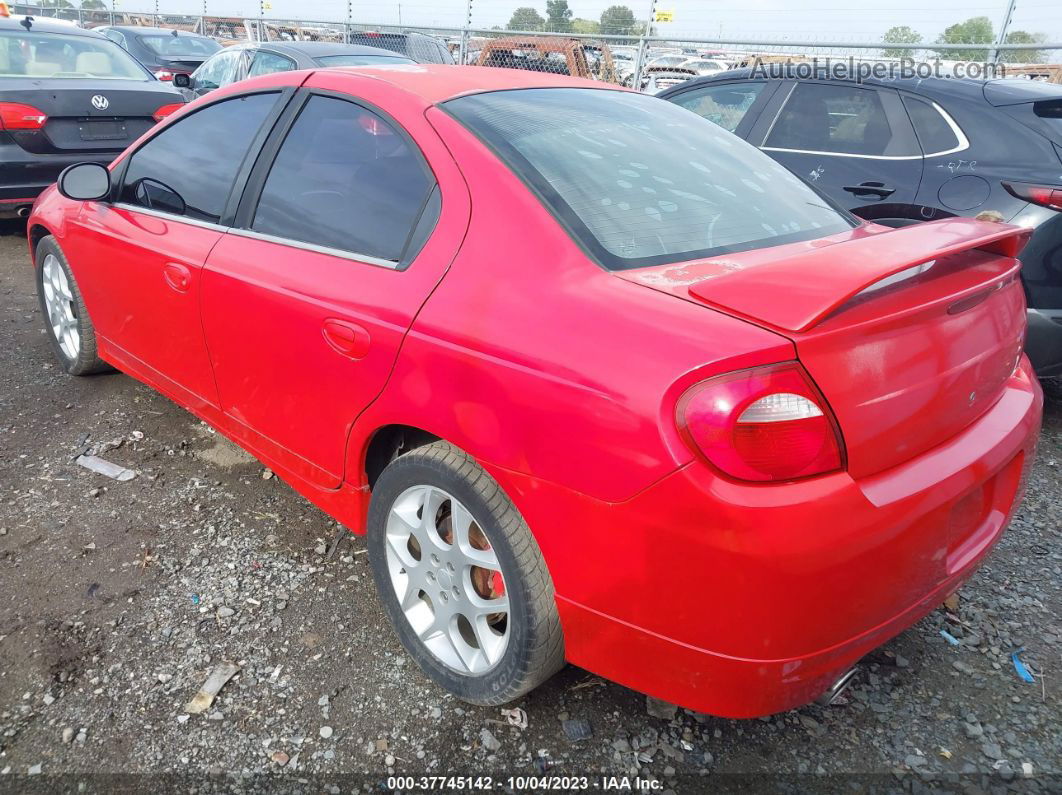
<box><xmin>119</xmin><ymin>0</ymin><xmax>1062</xmax><ymax>46</ymax></box>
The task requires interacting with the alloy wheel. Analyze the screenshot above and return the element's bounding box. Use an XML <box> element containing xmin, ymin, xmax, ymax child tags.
<box><xmin>41</xmin><ymin>253</ymin><xmax>79</xmax><ymax>360</ymax></box>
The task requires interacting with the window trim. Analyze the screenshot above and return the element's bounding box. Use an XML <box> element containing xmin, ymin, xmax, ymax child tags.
<box><xmin>760</xmin><ymin>81</ymin><xmax>924</xmax><ymax>161</ymax></box>
<box><xmin>110</xmin><ymin>87</ymin><xmax>295</xmax><ymax>228</ymax></box>
<box><xmin>248</xmin><ymin>47</ymin><xmax>297</xmax><ymax>76</ymax></box>
<box><xmin>233</xmin><ymin>86</ymin><xmax>440</xmax><ymax>270</ymax></box>
<box><xmin>899</xmin><ymin>94</ymin><xmax>970</xmax><ymax>158</ymax></box>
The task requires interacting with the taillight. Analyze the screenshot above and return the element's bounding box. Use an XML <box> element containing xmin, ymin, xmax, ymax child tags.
<box><xmin>154</xmin><ymin>69</ymin><xmax>175</xmax><ymax>81</ymax></box>
<box><xmin>677</xmin><ymin>363</ymin><xmax>845</xmax><ymax>482</ymax></box>
<box><xmin>1002</xmin><ymin>181</ymin><xmax>1062</xmax><ymax>212</ymax></box>
<box><xmin>152</xmin><ymin>103</ymin><xmax>184</xmax><ymax>122</ymax></box>
<box><xmin>0</xmin><ymin>102</ymin><xmax>47</xmax><ymax>130</ymax></box>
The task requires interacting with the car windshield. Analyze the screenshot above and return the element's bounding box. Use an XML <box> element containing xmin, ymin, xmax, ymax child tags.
<box><xmin>315</xmin><ymin>54</ymin><xmax>414</xmax><ymax>66</ymax></box>
<box><xmin>0</xmin><ymin>30</ymin><xmax>149</xmax><ymax>80</ymax></box>
<box><xmin>446</xmin><ymin>88</ymin><xmax>854</xmax><ymax>270</ymax></box>
<box><xmin>138</xmin><ymin>34</ymin><xmax>221</xmax><ymax>57</ymax></box>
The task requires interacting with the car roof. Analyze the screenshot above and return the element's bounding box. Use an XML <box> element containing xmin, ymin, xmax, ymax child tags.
<box><xmin>102</xmin><ymin>26</ymin><xmax>210</xmax><ymax>37</ymax></box>
<box><xmin>676</xmin><ymin>66</ymin><xmax>992</xmax><ymax>104</ymax></box>
<box><xmin>0</xmin><ymin>16</ymin><xmax>103</xmax><ymax>37</ymax></box>
<box><xmin>259</xmin><ymin>41</ymin><xmax>408</xmax><ymax>59</ymax></box>
<box><xmin>306</xmin><ymin>63</ymin><xmax>620</xmax><ymax>104</ymax></box>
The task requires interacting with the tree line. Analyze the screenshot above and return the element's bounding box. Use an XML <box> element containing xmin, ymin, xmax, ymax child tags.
<box><xmin>883</xmin><ymin>17</ymin><xmax>1046</xmax><ymax>63</ymax></box>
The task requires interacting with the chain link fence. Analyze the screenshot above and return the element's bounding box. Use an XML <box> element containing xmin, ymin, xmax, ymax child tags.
<box><xmin>8</xmin><ymin>1</ymin><xmax>1062</xmax><ymax>88</ymax></box>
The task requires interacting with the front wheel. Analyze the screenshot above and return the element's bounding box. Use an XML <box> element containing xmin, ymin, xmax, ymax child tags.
<box><xmin>367</xmin><ymin>441</ymin><xmax>565</xmax><ymax>705</ymax></box>
<box><xmin>34</xmin><ymin>235</ymin><xmax>109</xmax><ymax>376</ymax></box>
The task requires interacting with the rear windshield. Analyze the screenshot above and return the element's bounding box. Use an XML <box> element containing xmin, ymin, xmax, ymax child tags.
<box><xmin>0</xmin><ymin>30</ymin><xmax>149</xmax><ymax>80</ymax></box>
<box><xmin>138</xmin><ymin>34</ymin><xmax>221</xmax><ymax>57</ymax></box>
<box><xmin>446</xmin><ymin>88</ymin><xmax>855</xmax><ymax>270</ymax></box>
<box><xmin>315</xmin><ymin>54</ymin><xmax>414</xmax><ymax>67</ymax></box>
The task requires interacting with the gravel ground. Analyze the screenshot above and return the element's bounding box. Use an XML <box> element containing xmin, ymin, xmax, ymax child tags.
<box><xmin>0</xmin><ymin>220</ymin><xmax>1060</xmax><ymax>793</ymax></box>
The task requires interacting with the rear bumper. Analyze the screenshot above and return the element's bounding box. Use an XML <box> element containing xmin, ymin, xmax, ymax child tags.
<box><xmin>1026</xmin><ymin>308</ymin><xmax>1062</xmax><ymax>377</ymax></box>
<box><xmin>499</xmin><ymin>358</ymin><xmax>1043</xmax><ymax>718</ymax></box>
<box><xmin>0</xmin><ymin>142</ymin><xmax>115</xmax><ymax>206</ymax></box>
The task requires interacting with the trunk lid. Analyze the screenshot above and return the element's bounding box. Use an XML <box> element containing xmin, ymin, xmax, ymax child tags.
<box><xmin>0</xmin><ymin>78</ymin><xmax>180</xmax><ymax>154</ymax></box>
<box><xmin>619</xmin><ymin>219</ymin><xmax>1030</xmax><ymax>478</ymax></box>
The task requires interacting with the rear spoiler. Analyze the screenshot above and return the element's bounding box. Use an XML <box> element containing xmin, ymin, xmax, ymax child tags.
<box><xmin>687</xmin><ymin>219</ymin><xmax>1031</xmax><ymax>333</ymax></box>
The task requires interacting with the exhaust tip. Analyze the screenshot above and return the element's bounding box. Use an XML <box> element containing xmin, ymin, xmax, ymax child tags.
<box><xmin>16</xmin><ymin>205</ymin><xmax>31</xmax><ymax>218</ymax></box>
<box><xmin>815</xmin><ymin>666</ymin><xmax>859</xmax><ymax>707</ymax></box>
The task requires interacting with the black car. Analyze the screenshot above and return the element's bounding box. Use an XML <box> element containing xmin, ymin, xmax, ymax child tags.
<box><xmin>176</xmin><ymin>41</ymin><xmax>415</xmax><ymax>100</ymax></box>
<box><xmin>0</xmin><ymin>16</ymin><xmax>183</xmax><ymax>218</ymax></box>
<box><xmin>346</xmin><ymin>31</ymin><xmax>454</xmax><ymax>64</ymax></box>
<box><xmin>95</xmin><ymin>25</ymin><xmax>221</xmax><ymax>82</ymax></box>
<box><xmin>658</xmin><ymin>69</ymin><xmax>1062</xmax><ymax>376</ymax></box>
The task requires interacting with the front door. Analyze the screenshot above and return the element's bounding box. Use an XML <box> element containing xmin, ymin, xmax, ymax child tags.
<box><xmin>201</xmin><ymin>85</ymin><xmax>467</xmax><ymax>487</ymax></box>
<box><xmin>757</xmin><ymin>81</ymin><xmax>923</xmax><ymax>220</ymax></box>
<box><xmin>69</xmin><ymin>92</ymin><xmax>282</xmax><ymax>407</ymax></box>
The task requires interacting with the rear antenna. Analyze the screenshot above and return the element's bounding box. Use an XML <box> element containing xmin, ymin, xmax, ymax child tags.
<box><xmin>20</xmin><ymin>15</ymin><xmax>32</xmax><ymax>30</ymax></box>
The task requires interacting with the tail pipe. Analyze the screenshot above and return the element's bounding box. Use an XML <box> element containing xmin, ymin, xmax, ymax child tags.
<box><xmin>815</xmin><ymin>666</ymin><xmax>859</xmax><ymax>707</ymax></box>
<box><xmin>16</xmin><ymin>205</ymin><xmax>31</xmax><ymax>218</ymax></box>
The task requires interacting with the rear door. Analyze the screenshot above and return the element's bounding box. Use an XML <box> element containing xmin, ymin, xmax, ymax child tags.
<box><xmin>756</xmin><ymin>80</ymin><xmax>923</xmax><ymax>219</ymax></box>
<box><xmin>189</xmin><ymin>47</ymin><xmax>246</xmax><ymax>98</ymax></box>
<box><xmin>200</xmin><ymin>74</ymin><xmax>470</xmax><ymax>487</ymax></box>
<box><xmin>70</xmin><ymin>90</ymin><xmax>286</xmax><ymax>408</ymax></box>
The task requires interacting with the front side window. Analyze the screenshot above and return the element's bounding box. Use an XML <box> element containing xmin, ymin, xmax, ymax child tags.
<box><xmin>251</xmin><ymin>95</ymin><xmax>435</xmax><ymax>263</ymax></box>
<box><xmin>248</xmin><ymin>50</ymin><xmax>295</xmax><ymax>78</ymax></box>
<box><xmin>670</xmin><ymin>81</ymin><xmax>765</xmax><ymax>132</ymax></box>
<box><xmin>447</xmin><ymin>88</ymin><xmax>854</xmax><ymax>270</ymax></box>
<box><xmin>193</xmin><ymin>48</ymin><xmax>242</xmax><ymax>90</ymax></box>
<box><xmin>120</xmin><ymin>93</ymin><xmax>278</xmax><ymax>223</ymax></box>
<box><xmin>765</xmin><ymin>82</ymin><xmax>915</xmax><ymax>156</ymax></box>
<box><xmin>0</xmin><ymin>30</ymin><xmax>149</xmax><ymax>79</ymax></box>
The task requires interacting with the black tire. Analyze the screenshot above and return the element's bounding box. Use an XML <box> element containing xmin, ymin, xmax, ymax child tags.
<box><xmin>367</xmin><ymin>440</ymin><xmax>565</xmax><ymax>705</ymax></box>
<box><xmin>34</xmin><ymin>235</ymin><xmax>109</xmax><ymax>376</ymax></box>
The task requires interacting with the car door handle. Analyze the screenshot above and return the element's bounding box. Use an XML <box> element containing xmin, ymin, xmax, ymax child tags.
<box><xmin>842</xmin><ymin>182</ymin><xmax>896</xmax><ymax>199</ymax></box>
<box><xmin>322</xmin><ymin>319</ymin><xmax>370</xmax><ymax>360</ymax></box>
<box><xmin>162</xmin><ymin>262</ymin><xmax>192</xmax><ymax>293</ymax></box>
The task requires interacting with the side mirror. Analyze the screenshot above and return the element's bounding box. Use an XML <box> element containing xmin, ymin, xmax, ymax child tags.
<box><xmin>57</xmin><ymin>162</ymin><xmax>110</xmax><ymax>202</ymax></box>
<box><xmin>173</xmin><ymin>73</ymin><xmax>191</xmax><ymax>88</ymax></box>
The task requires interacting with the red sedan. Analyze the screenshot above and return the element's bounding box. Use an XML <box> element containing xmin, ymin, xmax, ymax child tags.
<box><xmin>28</xmin><ymin>66</ymin><xmax>1042</xmax><ymax>718</ymax></box>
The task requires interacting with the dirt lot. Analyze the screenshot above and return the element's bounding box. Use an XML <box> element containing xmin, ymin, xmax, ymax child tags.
<box><xmin>0</xmin><ymin>220</ymin><xmax>1060</xmax><ymax>793</ymax></box>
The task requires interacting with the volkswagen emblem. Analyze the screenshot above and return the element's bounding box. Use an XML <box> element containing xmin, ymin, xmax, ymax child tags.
<box><xmin>90</xmin><ymin>95</ymin><xmax>109</xmax><ymax>111</ymax></box>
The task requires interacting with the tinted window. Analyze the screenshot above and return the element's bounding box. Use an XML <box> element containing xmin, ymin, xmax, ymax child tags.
<box><xmin>120</xmin><ymin>93</ymin><xmax>277</xmax><ymax>223</ymax></box>
<box><xmin>766</xmin><ymin>82</ymin><xmax>912</xmax><ymax>156</ymax></box>
<box><xmin>252</xmin><ymin>95</ymin><xmax>434</xmax><ymax>262</ymax></box>
<box><xmin>248</xmin><ymin>50</ymin><xmax>295</xmax><ymax>77</ymax></box>
<box><xmin>903</xmin><ymin>95</ymin><xmax>960</xmax><ymax>154</ymax></box>
<box><xmin>670</xmin><ymin>81</ymin><xmax>765</xmax><ymax>132</ymax></box>
<box><xmin>0</xmin><ymin>30</ymin><xmax>147</xmax><ymax>80</ymax></box>
<box><xmin>315</xmin><ymin>54</ymin><xmax>414</xmax><ymax>67</ymax></box>
<box><xmin>447</xmin><ymin>88</ymin><xmax>853</xmax><ymax>270</ymax></box>
<box><xmin>193</xmin><ymin>48</ymin><xmax>242</xmax><ymax>90</ymax></box>
<box><xmin>138</xmin><ymin>34</ymin><xmax>221</xmax><ymax>57</ymax></box>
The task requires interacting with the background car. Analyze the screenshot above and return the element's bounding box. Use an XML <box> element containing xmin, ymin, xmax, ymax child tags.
<box><xmin>682</xmin><ymin>58</ymin><xmax>729</xmax><ymax>76</ymax></box>
<box><xmin>0</xmin><ymin>16</ymin><xmax>182</xmax><ymax>218</ymax></box>
<box><xmin>345</xmin><ymin>30</ymin><xmax>454</xmax><ymax>64</ymax></box>
<box><xmin>176</xmin><ymin>40</ymin><xmax>414</xmax><ymax>99</ymax></box>
<box><xmin>95</xmin><ymin>25</ymin><xmax>221</xmax><ymax>82</ymax></box>
<box><xmin>30</xmin><ymin>66</ymin><xmax>1040</xmax><ymax>720</ymax></box>
<box><xmin>659</xmin><ymin>68</ymin><xmax>1062</xmax><ymax>377</ymax></box>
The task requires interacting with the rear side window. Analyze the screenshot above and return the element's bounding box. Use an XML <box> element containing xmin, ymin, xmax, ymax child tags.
<box><xmin>251</xmin><ymin>95</ymin><xmax>435</xmax><ymax>264</ymax></box>
<box><xmin>447</xmin><ymin>88</ymin><xmax>853</xmax><ymax>270</ymax></box>
<box><xmin>766</xmin><ymin>82</ymin><xmax>913</xmax><ymax>156</ymax></box>
<box><xmin>248</xmin><ymin>50</ymin><xmax>294</xmax><ymax>78</ymax></box>
<box><xmin>670</xmin><ymin>81</ymin><xmax>765</xmax><ymax>132</ymax></box>
<box><xmin>902</xmin><ymin>95</ymin><xmax>961</xmax><ymax>155</ymax></box>
<box><xmin>120</xmin><ymin>93</ymin><xmax>278</xmax><ymax>224</ymax></box>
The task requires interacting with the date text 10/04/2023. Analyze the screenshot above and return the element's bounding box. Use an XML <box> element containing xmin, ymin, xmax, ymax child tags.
<box><xmin>386</xmin><ymin>776</ymin><xmax>664</xmax><ymax>791</ymax></box>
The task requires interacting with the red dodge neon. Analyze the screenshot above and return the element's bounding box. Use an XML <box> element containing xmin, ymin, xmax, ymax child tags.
<box><xmin>28</xmin><ymin>66</ymin><xmax>1042</xmax><ymax>717</ymax></box>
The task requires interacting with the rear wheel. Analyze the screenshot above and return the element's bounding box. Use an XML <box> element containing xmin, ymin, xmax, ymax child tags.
<box><xmin>35</xmin><ymin>236</ymin><xmax>108</xmax><ymax>376</ymax></box>
<box><xmin>367</xmin><ymin>441</ymin><xmax>564</xmax><ymax>705</ymax></box>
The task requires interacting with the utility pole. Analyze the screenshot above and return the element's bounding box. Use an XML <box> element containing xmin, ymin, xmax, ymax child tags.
<box><xmin>989</xmin><ymin>0</ymin><xmax>1017</xmax><ymax>63</ymax></box>
<box><xmin>398</xmin><ymin>3</ymin><xmax>402</xmax><ymax>26</ymax></box>
<box><xmin>632</xmin><ymin>0</ymin><xmax>657</xmax><ymax>92</ymax></box>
